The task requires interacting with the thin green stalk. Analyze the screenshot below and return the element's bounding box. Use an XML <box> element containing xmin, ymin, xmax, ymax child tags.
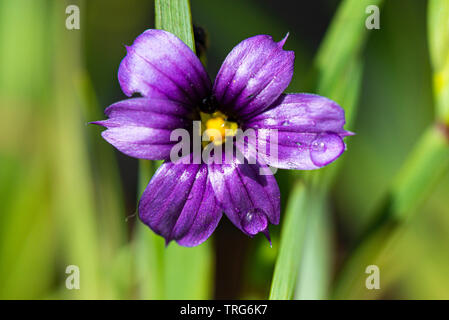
<box><xmin>269</xmin><ymin>183</ymin><xmax>308</xmax><ymax>299</ymax></box>
<box><xmin>155</xmin><ymin>0</ymin><xmax>195</xmax><ymax>50</ymax></box>
<box><xmin>294</xmin><ymin>196</ymin><xmax>332</xmax><ymax>300</ymax></box>
<box><xmin>135</xmin><ymin>160</ymin><xmax>166</xmax><ymax>299</ymax></box>
<box><xmin>135</xmin><ymin>0</ymin><xmax>213</xmax><ymax>299</ymax></box>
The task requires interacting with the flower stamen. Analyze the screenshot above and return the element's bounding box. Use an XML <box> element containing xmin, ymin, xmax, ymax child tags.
<box><xmin>201</xmin><ymin>111</ymin><xmax>238</xmax><ymax>146</ymax></box>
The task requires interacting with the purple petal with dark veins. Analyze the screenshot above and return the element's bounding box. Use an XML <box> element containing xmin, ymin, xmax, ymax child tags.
<box><xmin>213</xmin><ymin>34</ymin><xmax>294</xmax><ymax>120</ymax></box>
<box><xmin>92</xmin><ymin>98</ymin><xmax>196</xmax><ymax>161</ymax></box>
<box><xmin>139</xmin><ymin>161</ymin><xmax>222</xmax><ymax>247</ymax></box>
<box><xmin>118</xmin><ymin>29</ymin><xmax>211</xmax><ymax>105</ymax></box>
<box><xmin>243</xmin><ymin>93</ymin><xmax>351</xmax><ymax>169</ymax></box>
<box><xmin>208</xmin><ymin>160</ymin><xmax>280</xmax><ymax>239</ymax></box>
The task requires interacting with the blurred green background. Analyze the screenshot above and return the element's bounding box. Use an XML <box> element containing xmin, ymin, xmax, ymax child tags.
<box><xmin>0</xmin><ymin>0</ymin><xmax>448</xmax><ymax>299</ymax></box>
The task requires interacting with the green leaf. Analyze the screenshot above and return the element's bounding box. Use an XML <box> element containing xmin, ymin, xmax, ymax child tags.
<box><xmin>273</xmin><ymin>0</ymin><xmax>382</xmax><ymax>299</ymax></box>
<box><xmin>428</xmin><ymin>0</ymin><xmax>449</xmax><ymax>124</ymax></box>
<box><xmin>316</xmin><ymin>0</ymin><xmax>382</xmax><ymax>106</ymax></box>
<box><xmin>294</xmin><ymin>197</ymin><xmax>332</xmax><ymax>300</ymax></box>
<box><xmin>51</xmin><ymin>1</ymin><xmax>102</xmax><ymax>298</ymax></box>
<box><xmin>333</xmin><ymin>2</ymin><xmax>449</xmax><ymax>298</ymax></box>
<box><xmin>391</xmin><ymin>126</ymin><xmax>449</xmax><ymax>219</ymax></box>
<box><xmin>164</xmin><ymin>243</ymin><xmax>213</xmax><ymax>299</ymax></box>
<box><xmin>155</xmin><ymin>0</ymin><xmax>195</xmax><ymax>52</ymax></box>
<box><xmin>305</xmin><ymin>0</ymin><xmax>382</xmax><ymax>185</ymax></box>
<box><xmin>269</xmin><ymin>183</ymin><xmax>308</xmax><ymax>299</ymax></box>
<box><xmin>0</xmin><ymin>0</ymin><xmax>56</xmax><ymax>299</ymax></box>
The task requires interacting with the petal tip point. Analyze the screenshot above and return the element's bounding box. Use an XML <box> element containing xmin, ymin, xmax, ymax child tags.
<box><xmin>278</xmin><ymin>32</ymin><xmax>290</xmax><ymax>47</ymax></box>
<box><xmin>89</xmin><ymin>120</ymin><xmax>106</xmax><ymax>127</ymax></box>
<box><xmin>164</xmin><ymin>238</ymin><xmax>172</xmax><ymax>248</ymax></box>
<box><xmin>344</xmin><ymin>130</ymin><xmax>356</xmax><ymax>136</ymax></box>
<box><xmin>263</xmin><ymin>228</ymin><xmax>272</xmax><ymax>247</ymax></box>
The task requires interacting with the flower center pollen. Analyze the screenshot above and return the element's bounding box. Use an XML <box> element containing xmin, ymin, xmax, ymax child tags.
<box><xmin>200</xmin><ymin>111</ymin><xmax>238</xmax><ymax>146</ymax></box>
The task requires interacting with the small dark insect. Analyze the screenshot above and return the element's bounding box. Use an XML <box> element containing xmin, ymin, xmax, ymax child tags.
<box><xmin>199</xmin><ymin>95</ymin><xmax>217</xmax><ymax>114</ymax></box>
<box><xmin>193</xmin><ymin>24</ymin><xmax>208</xmax><ymax>58</ymax></box>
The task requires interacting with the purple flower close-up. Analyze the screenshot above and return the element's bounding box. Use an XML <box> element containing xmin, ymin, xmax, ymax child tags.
<box><xmin>93</xmin><ymin>29</ymin><xmax>351</xmax><ymax>247</ymax></box>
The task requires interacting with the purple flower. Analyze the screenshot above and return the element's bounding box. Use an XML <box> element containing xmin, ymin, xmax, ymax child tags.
<box><xmin>93</xmin><ymin>30</ymin><xmax>351</xmax><ymax>247</ymax></box>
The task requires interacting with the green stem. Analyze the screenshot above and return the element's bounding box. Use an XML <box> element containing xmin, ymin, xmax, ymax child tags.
<box><xmin>269</xmin><ymin>183</ymin><xmax>308</xmax><ymax>299</ymax></box>
<box><xmin>155</xmin><ymin>0</ymin><xmax>195</xmax><ymax>52</ymax></box>
<box><xmin>294</xmin><ymin>195</ymin><xmax>332</xmax><ymax>300</ymax></box>
<box><xmin>135</xmin><ymin>0</ymin><xmax>213</xmax><ymax>300</ymax></box>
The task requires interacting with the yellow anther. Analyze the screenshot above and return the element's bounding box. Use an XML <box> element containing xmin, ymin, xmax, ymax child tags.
<box><xmin>206</xmin><ymin>116</ymin><xmax>226</xmax><ymax>142</ymax></box>
<box><xmin>201</xmin><ymin>111</ymin><xmax>238</xmax><ymax>146</ymax></box>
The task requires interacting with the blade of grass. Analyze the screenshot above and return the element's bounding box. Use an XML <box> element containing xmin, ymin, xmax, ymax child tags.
<box><xmin>271</xmin><ymin>0</ymin><xmax>383</xmax><ymax>300</ymax></box>
<box><xmin>77</xmin><ymin>72</ymin><xmax>126</xmax><ymax>264</ymax></box>
<box><xmin>428</xmin><ymin>0</ymin><xmax>449</xmax><ymax>124</ymax></box>
<box><xmin>155</xmin><ymin>0</ymin><xmax>195</xmax><ymax>50</ymax></box>
<box><xmin>333</xmin><ymin>0</ymin><xmax>449</xmax><ymax>298</ymax></box>
<box><xmin>269</xmin><ymin>182</ymin><xmax>308</xmax><ymax>299</ymax></box>
<box><xmin>134</xmin><ymin>0</ymin><xmax>213</xmax><ymax>299</ymax></box>
<box><xmin>135</xmin><ymin>160</ymin><xmax>166</xmax><ymax>299</ymax></box>
<box><xmin>316</xmin><ymin>0</ymin><xmax>382</xmax><ymax>98</ymax></box>
<box><xmin>0</xmin><ymin>0</ymin><xmax>57</xmax><ymax>298</ymax></box>
<box><xmin>296</xmin><ymin>0</ymin><xmax>383</xmax><ymax>299</ymax></box>
<box><xmin>294</xmin><ymin>196</ymin><xmax>332</xmax><ymax>300</ymax></box>
<box><xmin>51</xmin><ymin>0</ymin><xmax>102</xmax><ymax>298</ymax></box>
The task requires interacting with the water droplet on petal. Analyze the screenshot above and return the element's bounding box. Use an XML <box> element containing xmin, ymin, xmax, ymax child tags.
<box><xmin>311</xmin><ymin>141</ymin><xmax>326</xmax><ymax>152</ymax></box>
<box><xmin>241</xmin><ymin>208</ymin><xmax>268</xmax><ymax>235</ymax></box>
<box><xmin>310</xmin><ymin>133</ymin><xmax>345</xmax><ymax>167</ymax></box>
<box><xmin>282</xmin><ymin>120</ymin><xmax>289</xmax><ymax>126</ymax></box>
<box><xmin>245</xmin><ymin>211</ymin><xmax>254</xmax><ymax>222</ymax></box>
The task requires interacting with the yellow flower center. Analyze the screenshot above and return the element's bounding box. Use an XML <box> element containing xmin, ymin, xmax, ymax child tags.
<box><xmin>200</xmin><ymin>111</ymin><xmax>238</xmax><ymax>146</ymax></box>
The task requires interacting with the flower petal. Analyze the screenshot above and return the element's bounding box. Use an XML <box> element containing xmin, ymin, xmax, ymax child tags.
<box><xmin>213</xmin><ymin>34</ymin><xmax>294</xmax><ymax>120</ymax></box>
<box><xmin>92</xmin><ymin>98</ymin><xmax>195</xmax><ymax>161</ymax></box>
<box><xmin>244</xmin><ymin>93</ymin><xmax>350</xmax><ymax>169</ymax></box>
<box><xmin>139</xmin><ymin>161</ymin><xmax>222</xmax><ymax>247</ymax></box>
<box><xmin>118</xmin><ymin>29</ymin><xmax>211</xmax><ymax>105</ymax></box>
<box><xmin>208</xmin><ymin>160</ymin><xmax>280</xmax><ymax>239</ymax></box>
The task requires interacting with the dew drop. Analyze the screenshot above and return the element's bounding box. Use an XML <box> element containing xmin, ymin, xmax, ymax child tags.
<box><xmin>241</xmin><ymin>208</ymin><xmax>268</xmax><ymax>235</ymax></box>
<box><xmin>282</xmin><ymin>120</ymin><xmax>289</xmax><ymax>126</ymax></box>
<box><xmin>244</xmin><ymin>210</ymin><xmax>254</xmax><ymax>223</ymax></box>
<box><xmin>311</xmin><ymin>141</ymin><xmax>326</xmax><ymax>152</ymax></box>
<box><xmin>308</xmin><ymin>133</ymin><xmax>344</xmax><ymax>167</ymax></box>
